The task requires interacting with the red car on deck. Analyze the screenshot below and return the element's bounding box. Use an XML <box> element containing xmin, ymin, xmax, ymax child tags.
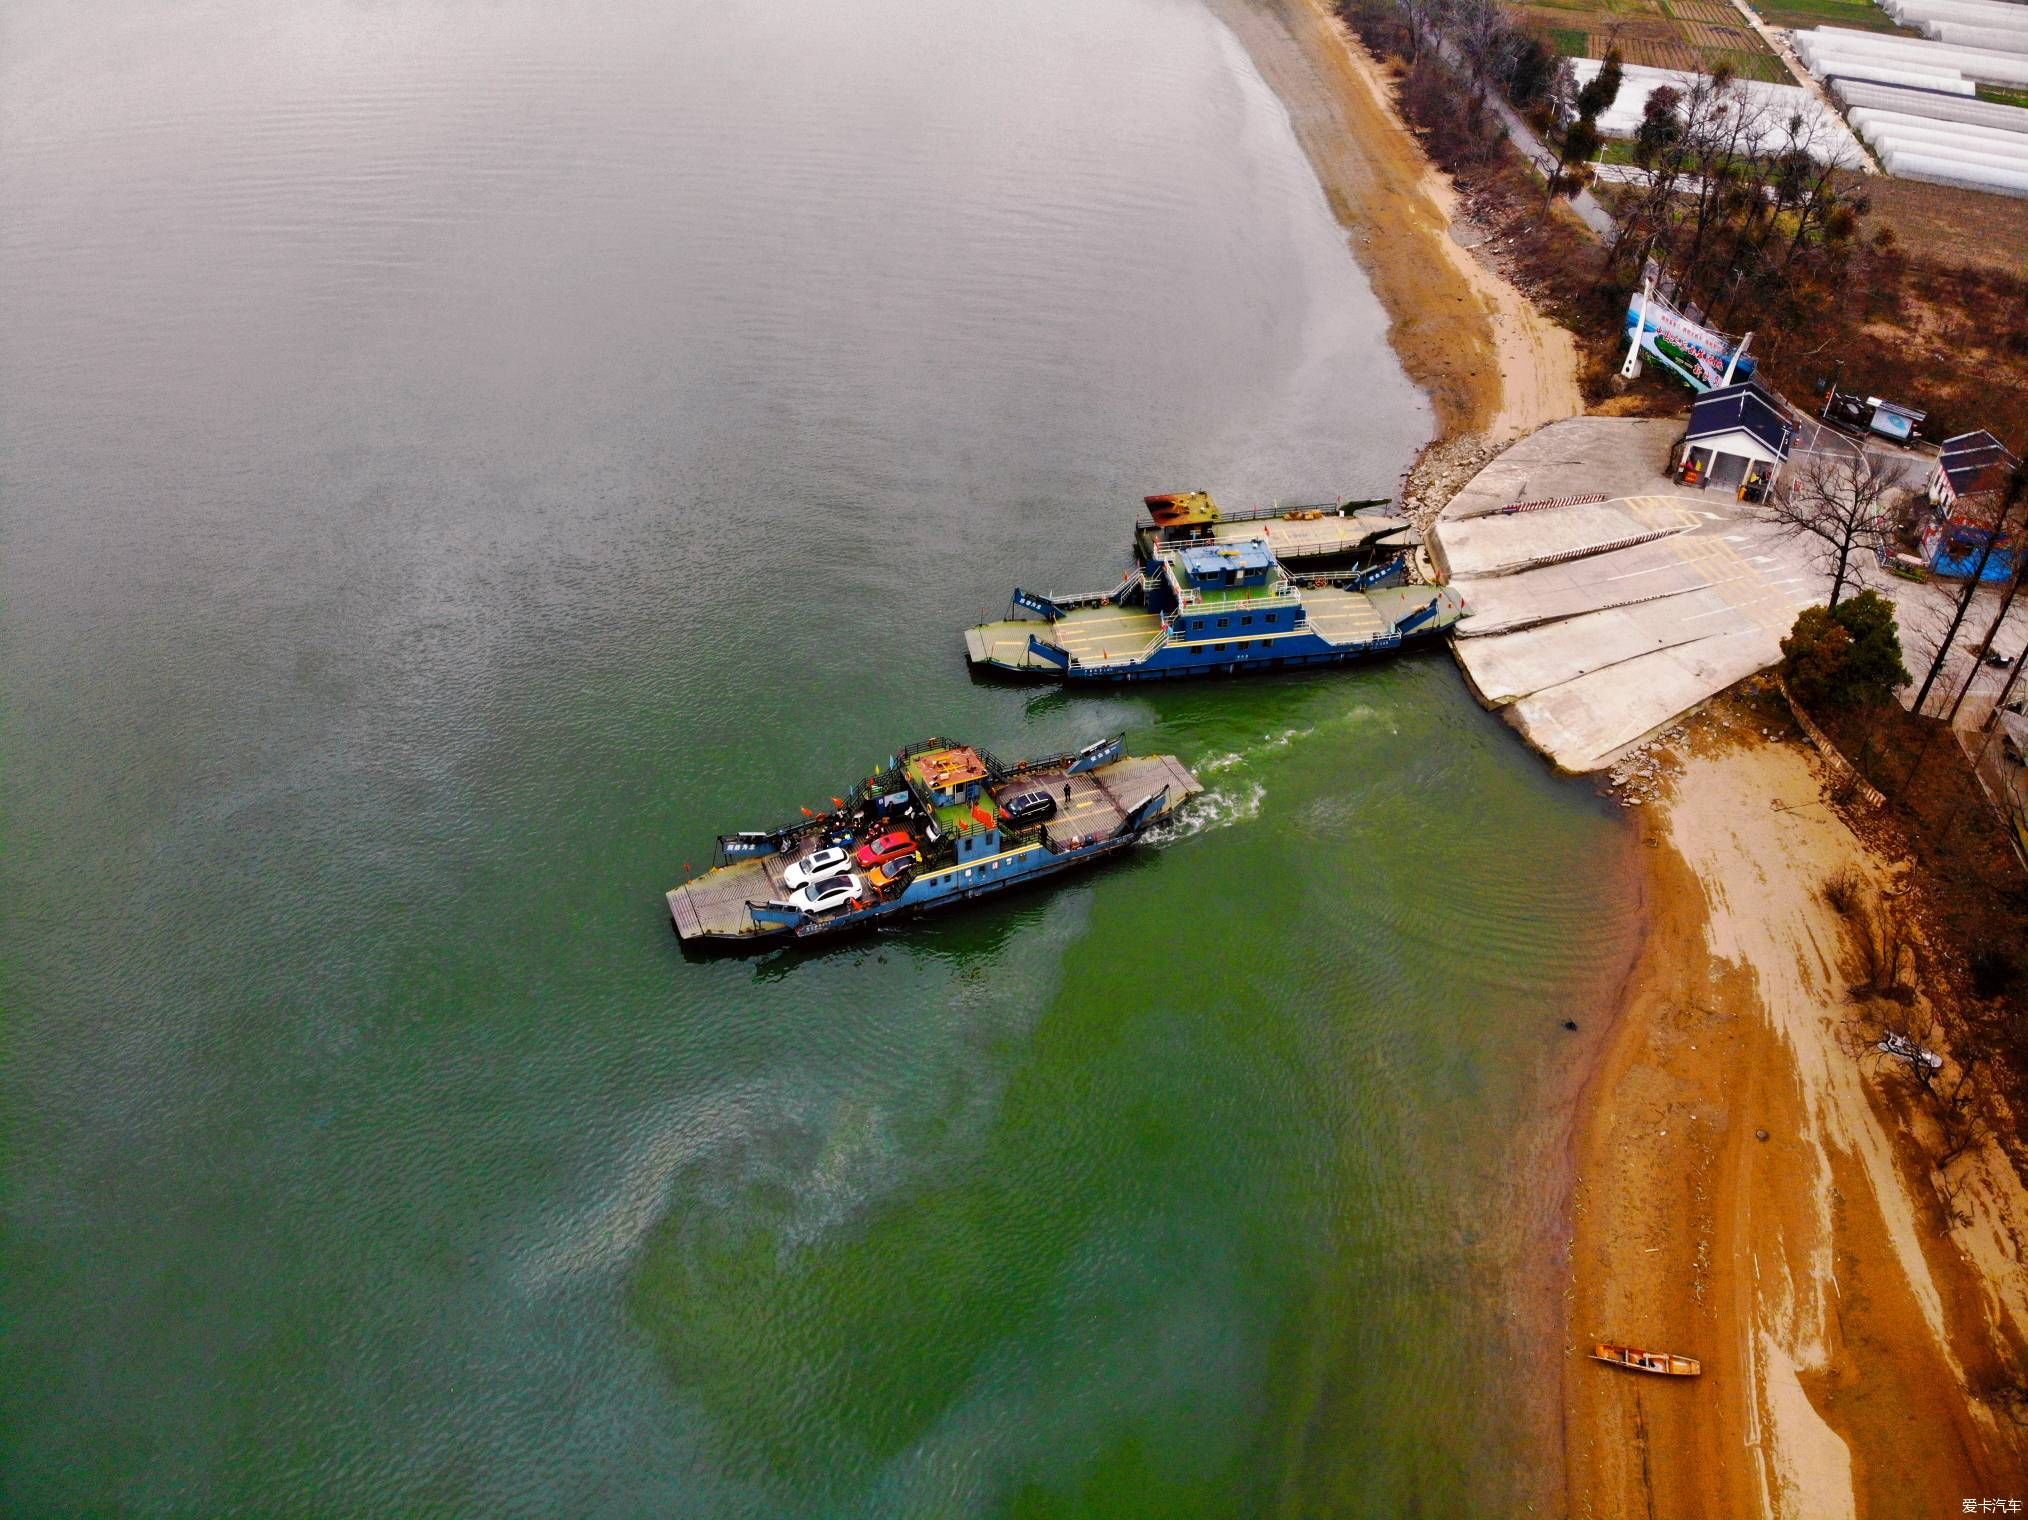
<box><xmin>855</xmin><ymin>830</ymin><xmax>917</xmax><ymax>869</ymax></box>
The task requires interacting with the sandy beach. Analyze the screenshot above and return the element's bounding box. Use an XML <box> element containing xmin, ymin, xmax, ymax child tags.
<box><xmin>1211</xmin><ymin>0</ymin><xmax>1580</xmax><ymax>440</ymax></box>
<box><xmin>1566</xmin><ymin>706</ymin><xmax>2028</xmax><ymax>1518</ymax></box>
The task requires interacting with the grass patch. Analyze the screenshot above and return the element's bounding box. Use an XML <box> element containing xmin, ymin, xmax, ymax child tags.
<box><xmin>1976</xmin><ymin>82</ymin><xmax>2028</xmax><ymax>110</ymax></box>
<box><xmin>1593</xmin><ymin>137</ymin><xmax>1645</xmax><ymax>165</ymax></box>
<box><xmin>1745</xmin><ymin>0</ymin><xmax>1913</xmax><ymax>31</ymax></box>
<box><xmin>1705</xmin><ymin>47</ymin><xmax>1791</xmax><ymax>82</ymax></box>
<box><xmin>1549</xmin><ymin>24</ymin><xmax>1590</xmax><ymax>54</ymax></box>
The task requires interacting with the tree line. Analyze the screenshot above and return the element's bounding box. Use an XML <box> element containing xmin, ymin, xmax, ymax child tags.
<box><xmin>1336</xmin><ymin>0</ymin><xmax>1870</xmax><ymax>340</ymax></box>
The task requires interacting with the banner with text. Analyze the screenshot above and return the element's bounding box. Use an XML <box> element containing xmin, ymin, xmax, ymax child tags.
<box><xmin>1624</xmin><ymin>289</ymin><xmax>1755</xmax><ymax>392</ymax></box>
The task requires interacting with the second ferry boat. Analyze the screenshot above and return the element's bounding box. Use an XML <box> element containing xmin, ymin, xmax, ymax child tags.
<box><xmin>666</xmin><ymin>735</ymin><xmax>1201</xmax><ymax>949</ymax></box>
<box><xmin>964</xmin><ymin>491</ymin><xmax>1464</xmax><ymax>682</ymax></box>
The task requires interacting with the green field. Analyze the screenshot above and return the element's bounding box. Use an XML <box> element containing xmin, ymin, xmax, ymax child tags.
<box><xmin>1742</xmin><ymin>0</ymin><xmax>1915</xmax><ymax>34</ymax></box>
<box><xmin>1977</xmin><ymin>82</ymin><xmax>2028</xmax><ymax>109</ymax></box>
<box><xmin>1513</xmin><ymin>0</ymin><xmax>1794</xmax><ymax>79</ymax></box>
<box><xmin>1711</xmin><ymin>46</ymin><xmax>1793</xmax><ymax>81</ymax></box>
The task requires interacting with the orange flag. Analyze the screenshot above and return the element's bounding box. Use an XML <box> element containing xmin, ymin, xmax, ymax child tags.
<box><xmin>800</xmin><ymin>807</ymin><xmax>815</xmax><ymax>817</ymax></box>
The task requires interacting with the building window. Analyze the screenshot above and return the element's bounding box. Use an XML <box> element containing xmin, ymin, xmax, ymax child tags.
<box><xmin>1241</xmin><ymin>615</ymin><xmax>1253</xmax><ymax>627</ymax></box>
<box><xmin>1217</xmin><ymin>617</ymin><xmax>1228</xmax><ymax>629</ymax></box>
<box><xmin>1265</xmin><ymin>613</ymin><xmax>1277</xmax><ymax>624</ymax></box>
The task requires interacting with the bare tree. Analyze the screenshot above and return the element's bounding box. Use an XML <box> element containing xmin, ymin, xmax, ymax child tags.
<box><xmin>1860</xmin><ymin>898</ymin><xmax>1918</xmax><ymax>1000</ymax></box>
<box><xmin>1675</xmin><ymin>74</ymin><xmax>1768</xmax><ymax>305</ymax></box>
<box><xmin>1446</xmin><ymin>0</ymin><xmax>1524</xmax><ymax>101</ymax></box>
<box><xmin>1911</xmin><ymin>457</ymin><xmax>2027</xmax><ymax>715</ymax></box>
<box><xmin>1901</xmin><ymin>594</ymin><xmax>1967</xmax><ymax>719</ymax></box>
<box><xmin>1760</xmin><ymin>450</ymin><xmax>1898</xmax><ymax>609</ymax></box>
<box><xmin>1395</xmin><ymin>0</ymin><xmax>1444</xmax><ymax>63</ymax></box>
<box><xmin>1613</xmin><ymin>85</ymin><xmax>1685</xmax><ymax>250</ymax></box>
<box><xmin>1941</xmin><ymin>545</ymin><xmax>2028</xmax><ymax>727</ymax></box>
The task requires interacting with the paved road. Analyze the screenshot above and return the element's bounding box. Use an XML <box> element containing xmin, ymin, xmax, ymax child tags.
<box><xmin>1422</xmin><ymin>37</ymin><xmax>1619</xmax><ymax>239</ymax></box>
<box><xmin>1483</xmin><ymin>88</ymin><xmax>1619</xmax><ymax>238</ymax></box>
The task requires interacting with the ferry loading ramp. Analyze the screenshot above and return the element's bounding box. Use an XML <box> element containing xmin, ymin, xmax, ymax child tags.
<box><xmin>1429</xmin><ymin>417</ymin><xmax>1912</xmax><ymax>771</ymax></box>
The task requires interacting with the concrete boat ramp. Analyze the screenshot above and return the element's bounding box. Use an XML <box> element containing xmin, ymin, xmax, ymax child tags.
<box><xmin>1430</xmin><ymin>418</ymin><xmax>1825</xmax><ymax>772</ymax></box>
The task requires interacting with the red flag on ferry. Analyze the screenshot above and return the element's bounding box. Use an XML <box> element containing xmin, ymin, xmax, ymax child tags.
<box><xmin>800</xmin><ymin>806</ymin><xmax>815</xmax><ymax>817</ymax></box>
<box><xmin>971</xmin><ymin>805</ymin><xmax>994</xmax><ymax>829</ymax></box>
<box><xmin>831</xmin><ymin>797</ymin><xmax>845</xmax><ymax>808</ymax></box>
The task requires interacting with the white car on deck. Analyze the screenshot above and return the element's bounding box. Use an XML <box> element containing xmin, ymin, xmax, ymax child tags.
<box><xmin>782</xmin><ymin>847</ymin><xmax>850</xmax><ymax>890</ymax></box>
<box><xmin>787</xmin><ymin>873</ymin><xmax>863</xmax><ymax>915</ymax></box>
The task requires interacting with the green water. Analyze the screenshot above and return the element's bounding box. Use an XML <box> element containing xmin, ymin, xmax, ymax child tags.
<box><xmin>1</xmin><ymin>0</ymin><xmax>1636</xmax><ymax>1513</ymax></box>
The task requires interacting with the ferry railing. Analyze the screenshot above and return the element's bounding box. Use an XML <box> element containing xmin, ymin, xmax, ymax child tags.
<box><xmin>713</xmin><ymin>733</ymin><xmax>1144</xmax><ymax>868</ymax></box>
<box><xmin>1037</xmin><ymin>587</ymin><xmax>1122</xmax><ymax>613</ymax></box>
<box><xmin>1016</xmin><ymin>563</ymin><xmax>1144</xmax><ymax>618</ymax></box>
<box><xmin>1292</xmin><ymin>554</ymin><xmax>1408</xmax><ymax>593</ymax></box>
<box><xmin>1170</xmin><ymin>575</ymin><xmax>1301</xmax><ymax>611</ymax></box>
<box><xmin>1070</xmin><ymin>624</ymin><xmax>1169</xmax><ymax>673</ymax></box>
<box><xmin>992</xmin><ymin>734</ymin><xmax>1126</xmax><ymax>782</ymax></box>
<box><xmin>711</xmin><ymin>735</ymin><xmax>975</xmax><ymax>864</ymax></box>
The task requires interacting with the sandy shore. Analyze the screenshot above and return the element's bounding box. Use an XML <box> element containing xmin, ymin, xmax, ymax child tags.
<box><xmin>1566</xmin><ymin>707</ymin><xmax>2028</xmax><ymax>1518</ymax></box>
<box><xmin>1211</xmin><ymin>0</ymin><xmax>1581</xmax><ymax>440</ymax></box>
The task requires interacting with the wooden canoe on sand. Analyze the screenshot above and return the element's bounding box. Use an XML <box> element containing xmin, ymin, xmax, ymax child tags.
<box><xmin>1592</xmin><ymin>1342</ymin><xmax>1701</xmax><ymax>1377</ymax></box>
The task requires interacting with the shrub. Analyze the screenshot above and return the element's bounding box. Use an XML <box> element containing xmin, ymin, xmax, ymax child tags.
<box><xmin>1781</xmin><ymin>591</ymin><xmax>1910</xmax><ymax>710</ymax></box>
<box><xmin>1781</xmin><ymin>605</ymin><xmax>1852</xmax><ymax>709</ymax></box>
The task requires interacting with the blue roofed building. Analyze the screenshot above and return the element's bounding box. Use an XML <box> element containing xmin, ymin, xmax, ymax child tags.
<box><xmin>1922</xmin><ymin>429</ymin><xmax>2021</xmax><ymax>582</ymax></box>
<box><xmin>1673</xmin><ymin>380</ymin><xmax>1797</xmax><ymax>503</ymax></box>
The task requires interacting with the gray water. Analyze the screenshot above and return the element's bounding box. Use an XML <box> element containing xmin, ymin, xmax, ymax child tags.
<box><xmin>1</xmin><ymin>1</ymin><xmax>1636</xmax><ymax>1514</ymax></box>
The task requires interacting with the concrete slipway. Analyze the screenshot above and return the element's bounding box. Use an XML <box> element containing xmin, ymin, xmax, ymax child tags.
<box><xmin>1430</xmin><ymin>418</ymin><xmax>1834</xmax><ymax>772</ymax></box>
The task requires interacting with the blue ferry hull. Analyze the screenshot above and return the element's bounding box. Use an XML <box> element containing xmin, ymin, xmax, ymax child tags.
<box><xmin>1015</xmin><ymin>623</ymin><xmax>1447</xmax><ymax>682</ymax></box>
<box><xmin>680</xmin><ymin>831</ymin><xmax>1139</xmax><ymax>955</ymax></box>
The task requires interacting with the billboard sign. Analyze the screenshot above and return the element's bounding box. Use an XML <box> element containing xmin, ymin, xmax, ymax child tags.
<box><xmin>1624</xmin><ymin>289</ymin><xmax>1756</xmax><ymax>391</ymax></box>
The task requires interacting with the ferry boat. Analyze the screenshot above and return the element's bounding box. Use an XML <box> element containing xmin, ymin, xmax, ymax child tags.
<box><xmin>666</xmin><ymin>735</ymin><xmax>1201</xmax><ymax>947</ymax></box>
<box><xmin>963</xmin><ymin>491</ymin><xmax>1464</xmax><ymax>682</ymax></box>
